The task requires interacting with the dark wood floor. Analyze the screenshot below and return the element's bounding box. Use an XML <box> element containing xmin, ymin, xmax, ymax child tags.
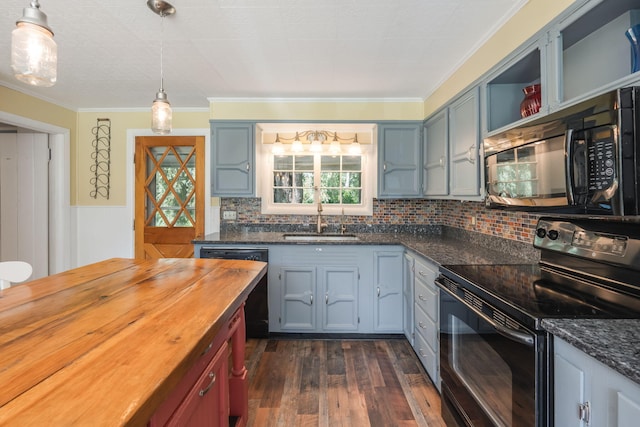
<box><xmin>243</xmin><ymin>338</ymin><xmax>447</xmax><ymax>427</ymax></box>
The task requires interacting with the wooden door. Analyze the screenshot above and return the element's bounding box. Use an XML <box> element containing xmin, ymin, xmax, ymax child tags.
<box><xmin>135</xmin><ymin>136</ymin><xmax>205</xmax><ymax>259</ymax></box>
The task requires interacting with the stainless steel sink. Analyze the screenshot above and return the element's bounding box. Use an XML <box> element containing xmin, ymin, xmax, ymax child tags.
<box><xmin>282</xmin><ymin>233</ymin><xmax>359</xmax><ymax>241</ymax></box>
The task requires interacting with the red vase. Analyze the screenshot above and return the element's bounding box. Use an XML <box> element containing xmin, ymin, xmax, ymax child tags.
<box><xmin>520</xmin><ymin>84</ymin><xmax>541</xmax><ymax>118</ymax></box>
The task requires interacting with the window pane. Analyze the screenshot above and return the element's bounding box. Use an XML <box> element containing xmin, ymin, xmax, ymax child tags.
<box><xmin>321</xmin><ymin>156</ymin><xmax>341</xmax><ymax>171</ymax></box>
<box><xmin>321</xmin><ymin>172</ymin><xmax>341</xmax><ymax>187</ymax></box>
<box><xmin>342</xmin><ymin>156</ymin><xmax>361</xmax><ymax>171</ymax></box>
<box><xmin>274</xmin><ymin>188</ymin><xmax>292</xmax><ymax>203</ymax></box>
<box><xmin>321</xmin><ymin>188</ymin><xmax>341</xmax><ymax>204</ymax></box>
<box><xmin>342</xmin><ymin>189</ymin><xmax>361</xmax><ymax>204</ymax></box>
<box><xmin>295</xmin><ymin>155</ymin><xmax>314</xmax><ymax>170</ymax></box>
<box><xmin>295</xmin><ymin>172</ymin><xmax>314</xmax><ymax>187</ymax></box>
<box><xmin>274</xmin><ymin>172</ymin><xmax>292</xmax><ymax>187</ymax></box>
<box><xmin>274</xmin><ymin>156</ymin><xmax>293</xmax><ymax>170</ymax></box>
<box><xmin>341</xmin><ymin>172</ymin><xmax>361</xmax><ymax>187</ymax></box>
<box><xmin>302</xmin><ymin>189</ymin><xmax>315</xmax><ymax>204</ymax></box>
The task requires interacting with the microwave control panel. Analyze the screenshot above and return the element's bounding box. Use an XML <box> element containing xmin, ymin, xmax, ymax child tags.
<box><xmin>587</xmin><ymin>128</ymin><xmax>616</xmax><ymax>192</ymax></box>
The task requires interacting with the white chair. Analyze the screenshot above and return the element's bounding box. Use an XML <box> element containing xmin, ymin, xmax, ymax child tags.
<box><xmin>0</xmin><ymin>261</ymin><xmax>33</xmax><ymax>290</ymax></box>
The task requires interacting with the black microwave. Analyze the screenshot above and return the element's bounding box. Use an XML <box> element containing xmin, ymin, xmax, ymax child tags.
<box><xmin>484</xmin><ymin>87</ymin><xmax>640</xmax><ymax>216</ymax></box>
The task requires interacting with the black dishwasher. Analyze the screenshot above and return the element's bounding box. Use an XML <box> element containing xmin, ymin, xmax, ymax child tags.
<box><xmin>199</xmin><ymin>247</ymin><xmax>269</xmax><ymax>338</ymax></box>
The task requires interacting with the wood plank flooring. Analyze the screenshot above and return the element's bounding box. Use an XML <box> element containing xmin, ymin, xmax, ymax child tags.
<box><xmin>243</xmin><ymin>338</ymin><xmax>447</xmax><ymax>427</ymax></box>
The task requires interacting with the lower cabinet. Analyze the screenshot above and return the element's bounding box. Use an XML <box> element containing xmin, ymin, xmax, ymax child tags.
<box><xmin>403</xmin><ymin>252</ymin><xmax>415</xmax><ymax>345</ymax></box>
<box><xmin>279</xmin><ymin>265</ymin><xmax>359</xmax><ymax>332</ymax></box>
<box><xmin>149</xmin><ymin>307</ymin><xmax>248</xmax><ymax>427</ymax></box>
<box><xmin>268</xmin><ymin>245</ymin><xmax>405</xmax><ymax>334</ymax></box>
<box><xmin>554</xmin><ymin>337</ymin><xmax>640</xmax><ymax>427</ymax></box>
<box><xmin>373</xmin><ymin>249</ymin><xmax>404</xmax><ymax>332</ymax></box>
<box><xmin>411</xmin><ymin>253</ymin><xmax>440</xmax><ymax>390</ymax></box>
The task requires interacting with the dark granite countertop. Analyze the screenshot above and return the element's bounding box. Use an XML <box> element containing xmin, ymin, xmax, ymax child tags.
<box><xmin>193</xmin><ymin>230</ymin><xmax>536</xmax><ymax>265</ymax></box>
<box><xmin>541</xmin><ymin>319</ymin><xmax>640</xmax><ymax>385</ymax></box>
<box><xmin>194</xmin><ymin>229</ymin><xmax>638</xmax><ymax>385</ymax></box>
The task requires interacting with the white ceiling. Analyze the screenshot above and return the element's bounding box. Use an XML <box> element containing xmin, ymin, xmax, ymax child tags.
<box><xmin>0</xmin><ymin>0</ymin><xmax>527</xmax><ymax>110</ymax></box>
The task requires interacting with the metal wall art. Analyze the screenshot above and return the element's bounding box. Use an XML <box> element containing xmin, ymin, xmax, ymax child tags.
<box><xmin>90</xmin><ymin>118</ymin><xmax>111</xmax><ymax>199</ymax></box>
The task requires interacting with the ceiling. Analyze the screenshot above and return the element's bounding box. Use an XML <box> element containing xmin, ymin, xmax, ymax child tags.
<box><xmin>0</xmin><ymin>0</ymin><xmax>527</xmax><ymax>111</ymax></box>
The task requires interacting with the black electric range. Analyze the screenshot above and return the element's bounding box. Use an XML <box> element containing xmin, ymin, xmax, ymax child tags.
<box><xmin>436</xmin><ymin>217</ymin><xmax>640</xmax><ymax>427</ymax></box>
<box><xmin>439</xmin><ymin>217</ymin><xmax>640</xmax><ymax>332</ymax></box>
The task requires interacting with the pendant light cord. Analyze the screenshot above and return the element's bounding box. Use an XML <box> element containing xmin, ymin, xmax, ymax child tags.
<box><xmin>159</xmin><ymin>14</ymin><xmax>165</xmax><ymax>92</ymax></box>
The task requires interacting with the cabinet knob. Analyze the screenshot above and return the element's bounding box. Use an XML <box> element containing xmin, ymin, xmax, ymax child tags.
<box><xmin>467</xmin><ymin>145</ymin><xmax>476</xmax><ymax>164</ymax></box>
<box><xmin>578</xmin><ymin>401</ymin><xmax>590</xmax><ymax>424</ymax></box>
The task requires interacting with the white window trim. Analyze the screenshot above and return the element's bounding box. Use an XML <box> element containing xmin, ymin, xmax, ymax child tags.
<box><xmin>256</xmin><ymin>134</ymin><xmax>376</xmax><ymax>216</ymax></box>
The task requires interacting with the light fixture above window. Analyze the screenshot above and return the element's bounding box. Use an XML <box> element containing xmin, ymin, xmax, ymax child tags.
<box><xmin>11</xmin><ymin>0</ymin><xmax>57</xmax><ymax>87</ymax></box>
<box><xmin>148</xmin><ymin>0</ymin><xmax>176</xmax><ymax>135</ymax></box>
<box><xmin>271</xmin><ymin>130</ymin><xmax>360</xmax><ymax>154</ymax></box>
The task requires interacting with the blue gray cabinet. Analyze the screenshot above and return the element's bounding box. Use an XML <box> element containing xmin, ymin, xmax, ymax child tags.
<box><xmin>423</xmin><ymin>110</ymin><xmax>449</xmax><ymax>196</ymax></box>
<box><xmin>378</xmin><ymin>123</ymin><xmax>422</xmax><ymax>198</ymax></box>
<box><xmin>373</xmin><ymin>249</ymin><xmax>404</xmax><ymax>332</ymax></box>
<box><xmin>448</xmin><ymin>88</ymin><xmax>481</xmax><ymax>196</ymax></box>
<box><xmin>554</xmin><ymin>336</ymin><xmax>640</xmax><ymax>427</ymax></box>
<box><xmin>210</xmin><ymin>121</ymin><xmax>255</xmax><ymax>196</ymax></box>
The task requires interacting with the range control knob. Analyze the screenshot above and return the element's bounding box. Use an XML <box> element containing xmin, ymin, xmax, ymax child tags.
<box><xmin>547</xmin><ymin>230</ymin><xmax>559</xmax><ymax>240</ymax></box>
<box><xmin>536</xmin><ymin>228</ymin><xmax>547</xmax><ymax>238</ymax></box>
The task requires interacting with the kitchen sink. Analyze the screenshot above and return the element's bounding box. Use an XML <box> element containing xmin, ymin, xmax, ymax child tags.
<box><xmin>282</xmin><ymin>233</ymin><xmax>359</xmax><ymax>241</ymax></box>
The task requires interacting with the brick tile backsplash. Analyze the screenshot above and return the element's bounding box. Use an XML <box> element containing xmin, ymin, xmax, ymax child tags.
<box><xmin>220</xmin><ymin>198</ymin><xmax>539</xmax><ymax>244</ymax></box>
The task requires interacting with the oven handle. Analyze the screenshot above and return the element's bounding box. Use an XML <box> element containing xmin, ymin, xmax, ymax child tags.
<box><xmin>438</xmin><ymin>281</ymin><xmax>535</xmax><ymax>347</ymax></box>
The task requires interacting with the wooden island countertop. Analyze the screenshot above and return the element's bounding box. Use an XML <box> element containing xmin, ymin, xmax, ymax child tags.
<box><xmin>0</xmin><ymin>257</ymin><xmax>267</xmax><ymax>426</ymax></box>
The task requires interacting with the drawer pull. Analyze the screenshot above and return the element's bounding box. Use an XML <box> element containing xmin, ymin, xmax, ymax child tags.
<box><xmin>199</xmin><ymin>372</ymin><xmax>217</xmax><ymax>397</ymax></box>
<box><xmin>200</xmin><ymin>342</ymin><xmax>213</xmax><ymax>356</ymax></box>
<box><xmin>418</xmin><ymin>294</ymin><xmax>427</xmax><ymax>301</ymax></box>
<box><xmin>578</xmin><ymin>402</ymin><xmax>590</xmax><ymax>424</ymax></box>
<box><xmin>419</xmin><ymin>321</ymin><xmax>426</xmax><ymax>329</ymax></box>
<box><xmin>418</xmin><ymin>270</ymin><xmax>428</xmax><ymax>277</ymax></box>
<box><xmin>419</xmin><ymin>348</ymin><xmax>427</xmax><ymax>358</ymax></box>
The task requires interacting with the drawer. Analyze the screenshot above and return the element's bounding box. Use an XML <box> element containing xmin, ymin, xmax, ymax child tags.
<box><xmin>414</xmin><ymin>304</ymin><xmax>438</xmax><ymax>350</ymax></box>
<box><xmin>414</xmin><ymin>257</ymin><xmax>437</xmax><ymax>286</ymax></box>
<box><xmin>414</xmin><ymin>278</ymin><xmax>438</xmax><ymax>321</ymax></box>
<box><xmin>414</xmin><ymin>331</ymin><xmax>438</xmax><ymax>386</ymax></box>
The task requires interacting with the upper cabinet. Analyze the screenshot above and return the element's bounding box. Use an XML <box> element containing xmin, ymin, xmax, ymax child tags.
<box><xmin>550</xmin><ymin>0</ymin><xmax>640</xmax><ymax>107</ymax></box>
<box><xmin>485</xmin><ymin>43</ymin><xmax>544</xmax><ymax>133</ymax></box>
<box><xmin>210</xmin><ymin>121</ymin><xmax>255</xmax><ymax>197</ymax></box>
<box><xmin>423</xmin><ymin>110</ymin><xmax>449</xmax><ymax>196</ymax></box>
<box><xmin>483</xmin><ymin>0</ymin><xmax>640</xmax><ymax>135</ymax></box>
<box><xmin>448</xmin><ymin>88</ymin><xmax>481</xmax><ymax>196</ymax></box>
<box><xmin>378</xmin><ymin>123</ymin><xmax>422</xmax><ymax>198</ymax></box>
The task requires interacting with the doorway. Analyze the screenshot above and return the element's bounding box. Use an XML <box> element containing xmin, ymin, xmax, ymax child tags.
<box><xmin>134</xmin><ymin>135</ymin><xmax>205</xmax><ymax>259</ymax></box>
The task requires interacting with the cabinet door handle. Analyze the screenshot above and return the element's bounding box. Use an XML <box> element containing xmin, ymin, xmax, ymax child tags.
<box><xmin>246</xmin><ymin>162</ymin><xmax>251</xmax><ymax>171</ymax></box>
<box><xmin>439</xmin><ymin>156</ymin><xmax>446</xmax><ymax>168</ymax></box>
<box><xmin>325</xmin><ymin>294</ymin><xmax>329</xmax><ymax>304</ymax></box>
<box><xmin>467</xmin><ymin>145</ymin><xmax>476</xmax><ymax>164</ymax></box>
<box><xmin>377</xmin><ymin>287</ymin><xmax>381</xmax><ymax>297</ymax></box>
<box><xmin>418</xmin><ymin>294</ymin><xmax>427</xmax><ymax>301</ymax></box>
<box><xmin>199</xmin><ymin>372</ymin><xmax>217</xmax><ymax>397</ymax></box>
<box><xmin>383</xmin><ymin>162</ymin><xmax>387</xmax><ymax>171</ymax></box>
<box><xmin>310</xmin><ymin>294</ymin><xmax>313</xmax><ymax>305</ymax></box>
<box><xmin>419</xmin><ymin>321</ymin><xmax>426</xmax><ymax>329</ymax></box>
<box><xmin>578</xmin><ymin>402</ymin><xmax>590</xmax><ymax>424</ymax></box>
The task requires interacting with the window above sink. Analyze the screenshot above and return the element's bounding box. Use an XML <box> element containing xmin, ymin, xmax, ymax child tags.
<box><xmin>256</xmin><ymin>123</ymin><xmax>377</xmax><ymax>216</ymax></box>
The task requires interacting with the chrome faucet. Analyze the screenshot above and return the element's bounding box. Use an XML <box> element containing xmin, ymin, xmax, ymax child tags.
<box><xmin>339</xmin><ymin>208</ymin><xmax>347</xmax><ymax>234</ymax></box>
<box><xmin>316</xmin><ymin>202</ymin><xmax>327</xmax><ymax>234</ymax></box>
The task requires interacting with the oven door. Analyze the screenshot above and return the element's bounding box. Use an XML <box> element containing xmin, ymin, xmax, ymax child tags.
<box><xmin>438</xmin><ymin>282</ymin><xmax>542</xmax><ymax>427</ymax></box>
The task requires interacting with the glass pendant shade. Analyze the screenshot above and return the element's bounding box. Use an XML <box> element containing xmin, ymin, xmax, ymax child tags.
<box><xmin>11</xmin><ymin>2</ymin><xmax>57</xmax><ymax>87</ymax></box>
<box><xmin>151</xmin><ymin>90</ymin><xmax>172</xmax><ymax>135</ymax></box>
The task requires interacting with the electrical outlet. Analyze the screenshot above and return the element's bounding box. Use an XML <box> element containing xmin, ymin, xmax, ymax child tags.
<box><xmin>471</xmin><ymin>216</ymin><xmax>476</xmax><ymax>225</ymax></box>
<box><xmin>222</xmin><ymin>210</ymin><xmax>237</xmax><ymax>220</ymax></box>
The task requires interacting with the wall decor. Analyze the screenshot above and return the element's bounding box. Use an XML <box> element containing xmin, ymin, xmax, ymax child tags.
<box><xmin>90</xmin><ymin>118</ymin><xmax>111</xmax><ymax>199</ymax></box>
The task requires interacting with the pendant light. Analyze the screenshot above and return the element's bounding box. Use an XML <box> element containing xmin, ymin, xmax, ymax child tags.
<box><xmin>148</xmin><ymin>0</ymin><xmax>176</xmax><ymax>135</ymax></box>
<box><xmin>11</xmin><ymin>0</ymin><xmax>57</xmax><ymax>87</ymax></box>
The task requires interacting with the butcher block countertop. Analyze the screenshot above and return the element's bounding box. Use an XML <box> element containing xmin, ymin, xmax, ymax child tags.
<box><xmin>0</xmin><ymin>257</ymin><xmax>267</xmax><ymax>426</ymax></box>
